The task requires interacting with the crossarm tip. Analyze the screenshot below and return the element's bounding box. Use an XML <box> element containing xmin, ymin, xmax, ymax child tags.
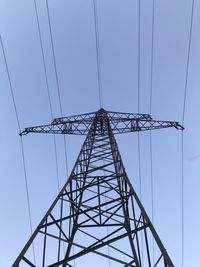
<box><xmin>173</xmin><ymin>123</ymin><xmax>184</xmax><ymax>130</ymax></box>
<box><xmin>19</xmin><ymin>129</ymin><xmax>29</xmax><ymax>136</ymax></box>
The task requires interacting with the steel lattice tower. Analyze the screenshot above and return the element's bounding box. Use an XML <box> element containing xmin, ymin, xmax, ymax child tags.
<box><xmin>13</xmin><ymin>109</ymin><xmax>183</xmax><ymax>267</ymax></box>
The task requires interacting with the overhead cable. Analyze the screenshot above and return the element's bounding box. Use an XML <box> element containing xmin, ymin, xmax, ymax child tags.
<box><xmin>33</xmin><ymin>0</ymin><xmax>61</xmax><ymax>192</ymax></box>
<box><xmin>137</xmin><ymin>0</ymin><xmax>141</xmax><ymax>114</ymax></box>
<box><xmin>149</xmin><ymin>0</ymin><xmax>155</xmax><ymax>115</ymax></box>
<box><xmin>149</xmin><ymin>0</ymin><xmax>155</xmax><ymax>263</ymax></box>
<box><xmin>137</xmin><ymin>0</ymin><xmax>142</xmax><ymax>203</ymax></box>
<box><xmin>0</xmin><ymin>35</ymin><xmax>36</xmax><ymax>265</ymax></box>
<box><xmin>45</xmin><ymin>0</ymin><xmax>71</xmax><ymax>261</ymax></box>
<box><xmin>181</xmin><ymin>1</ymin><xmax>194</xmax><ymax>267</ymax></box>
<box><xmin>93</xmin><ymin>0</ymin><xmax>103</xmax><ymax>108</ymax></box>
<box><xmin>45</xmin><ymin>0</ymin><xmax>69</xmax><ymax>178</ymax></box>
<box><xmin>182</xmin><ymin>0</ymin><xmax>194</xmax><ymax>126</ymax></box>
<box><xmin>136</xmin><ymin>0</ymin><xmax>143</xmax><ymax>264</ymax></box>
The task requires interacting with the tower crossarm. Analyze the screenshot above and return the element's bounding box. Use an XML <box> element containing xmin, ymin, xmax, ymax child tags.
<box><xmin>20</xmin><ymin>109</ymin><xmax>184</xmax><ymax>136</ymax></box>
<box><xmin>110</xmin><ymin>118</ymin><xmax>184</xmax><ymax>134</ymax></box>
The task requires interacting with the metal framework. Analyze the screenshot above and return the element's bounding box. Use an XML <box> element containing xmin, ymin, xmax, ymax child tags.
<box><xmin>13</xmin><ymin>109</ymin><xmax>183</xmax><ymax>267</ymax></box>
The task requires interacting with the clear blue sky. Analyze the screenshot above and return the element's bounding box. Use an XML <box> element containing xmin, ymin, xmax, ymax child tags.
<box><xmin>0</xmin><ymin>0</ymin><xmax>199</xmax><ymax>266</ymax></box>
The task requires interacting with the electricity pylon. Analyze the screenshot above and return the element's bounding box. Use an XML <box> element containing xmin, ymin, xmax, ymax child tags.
<box><xmin>13</xmin><ymin>108</ymin><xmax>183</xmax><ymax>267</ymax></box>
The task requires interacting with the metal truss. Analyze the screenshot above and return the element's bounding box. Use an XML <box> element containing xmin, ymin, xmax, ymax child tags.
<box><xmin>13</xmin><ymin>109</ymin><xmax>183</xmax><ymax>267</ymax></box>
<box><xmin>20</xmin><ymin>109</ymin><xmax>183</xmax><ymax>136</ymax></box>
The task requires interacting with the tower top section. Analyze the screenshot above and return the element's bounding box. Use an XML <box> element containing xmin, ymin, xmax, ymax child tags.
<box><xmin>20</xmin><ymin>109</ymin><xmax>184</xmax><ymax>136</ymax></box>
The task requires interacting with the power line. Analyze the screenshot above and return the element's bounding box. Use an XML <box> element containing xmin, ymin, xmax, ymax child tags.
<box><xmin>137</xmin><ymin>0</ymin><xmax>141</xmax><ymax>114</ymax></box>
<box><xmin>137</xmin><ymin>0</ymin><xmax>142</xmax><ymax>201</ymax></box>
<box><xmin>0</xmin><ymin>35</ymin><xmax>36</xmax><ymax>265</ymax></box>
<box><xmin>181</xmin><ymin>131</ymin><xmax>184</xmax><ymax>267</ymax></box>
<box><xmin>137</xmin><ymin>0</ymin><xmax>143</xmax><ymax>264</ymax></box>
<box><xmin>33</xmin><ymin>0</ymin><xmax>61</xmax><ymax>192</ymax></box>
<box><xmin>181</xmin><ymin>1</ymin><xmax>194</xmax><ymax>267</ymax></box>
<box><xmin>45</xmin><ymin>0</ymin><xmax>70</xmax><ymax>261</ymax></box>
<box><xmin>182</xmin><ymin>0</ymin><xmax>194</xmax><ymax>126</ymax></box>
<box><xmin>45</xmin><ymin>0</ymin><xmax>69</xmax><ymax>179</ymax></box>
<box><xmin>137</xmin><ymin>134</ymin><xmax>142</xmax><ymax>202</ymax></box>
<box><xmin>33</xmin><ymin>0</ymin><xmax>53</xmax><ymax>118</ymax></box>
<box><xmin>46</xmin><ymin>0</ymin><xmax>63</xmax><ymax>116</ymax></box>
<box><xmin>149</xmin><ymin>0</ymin><xmax>155</xmax><ymax>115</ymax></box>
<box><xmin>136</xmin><ymin>0</ymin><xmax>142</xmax><ymax>203</ymax></box>
<box><xmin>149</xmin><ymin>0</ymin><xmax>155</xmax><ymax>263</ymax></box>
<box><xmin>136</xmin><ymin>6</ymin><xmax>142</xmax><ymax>211</ymax></box>
<box><xmin>93</xmin><ymin>0</ymin><xmax>103</xmax><ymax>108</ymax></box>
